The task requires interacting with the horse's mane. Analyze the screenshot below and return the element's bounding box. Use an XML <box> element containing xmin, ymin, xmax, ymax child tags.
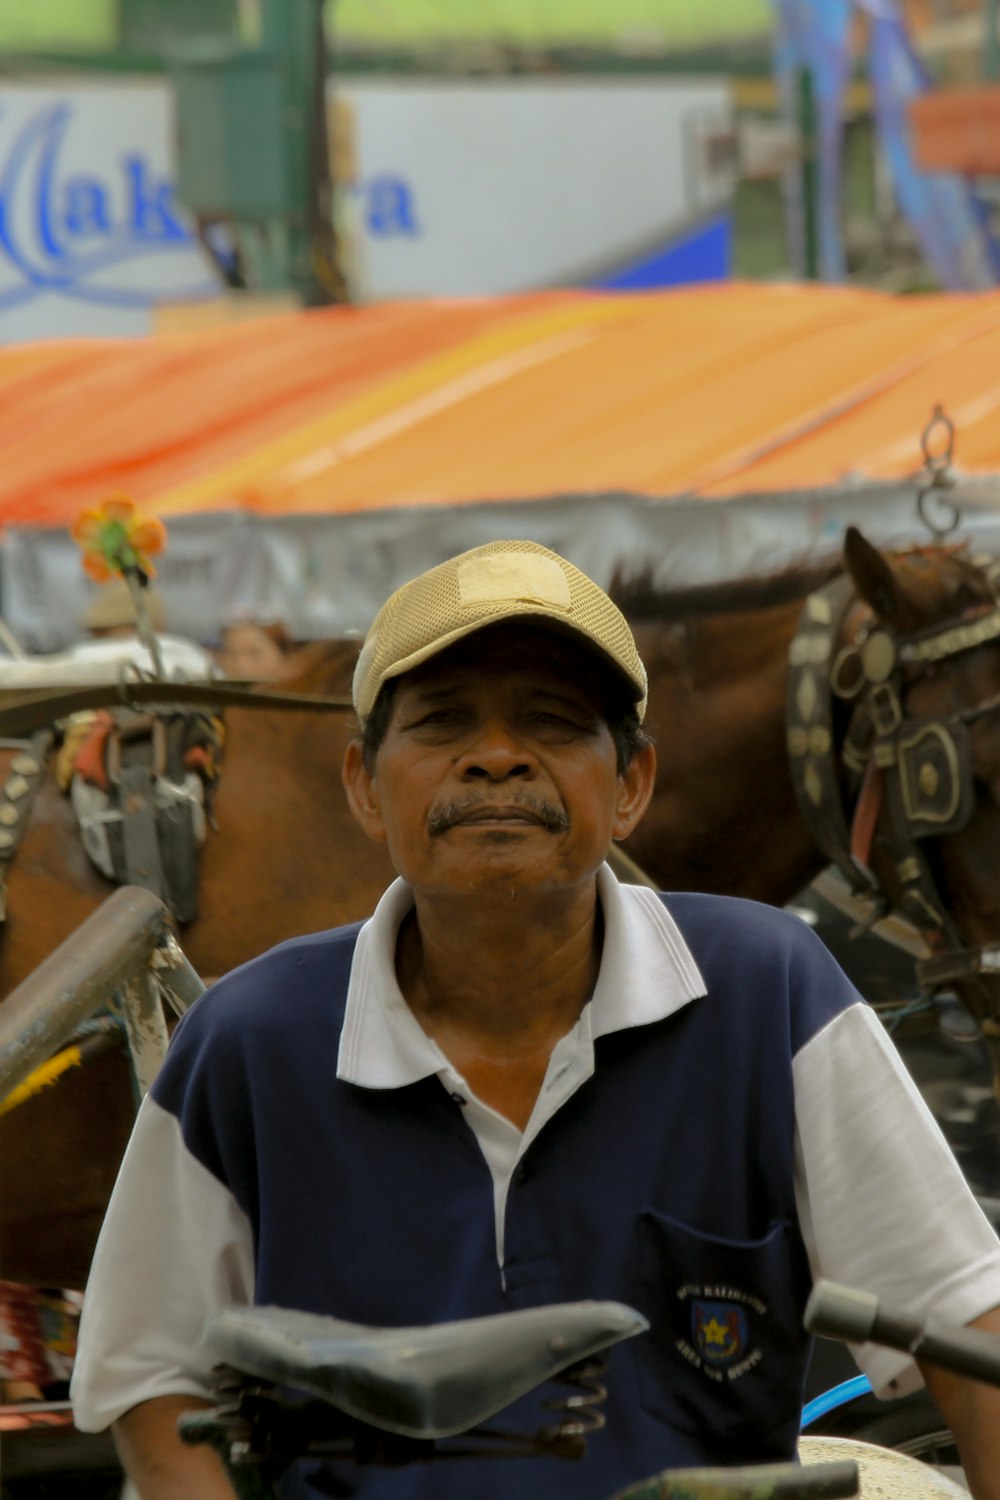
<box><xmin>609</xmin><ymin>555</ymin><xmax>844</xmax><ymax>623</ymax></box>
<box><xmin>280</xmin><ymin>638</ymin><xmax>360</xmax><ymax>697</ymax></box>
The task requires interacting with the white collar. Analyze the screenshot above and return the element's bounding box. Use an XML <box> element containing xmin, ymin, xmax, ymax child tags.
<box><xmin>336</xmin><ymin>863</ymin><xmax>706</xmax><ymax>1089</ymax></box>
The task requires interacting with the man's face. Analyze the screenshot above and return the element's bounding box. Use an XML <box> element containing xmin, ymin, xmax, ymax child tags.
<box><xmin>343</xmin><ymin>624</ymin><xmax>655</xmax><ymax>900</ymax></box>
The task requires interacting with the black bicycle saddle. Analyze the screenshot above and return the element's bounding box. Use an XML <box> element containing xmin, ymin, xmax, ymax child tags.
<box><xmin>202</xmin><ymin>1299</ymin><xmax>648</xmax><ymax>1438</ymax></box>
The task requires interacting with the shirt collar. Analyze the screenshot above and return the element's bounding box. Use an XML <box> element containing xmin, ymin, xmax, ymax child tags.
<box><xmin>336</xmin><ymin>863</ymin><xmax>707</xmax><ymax>1089</ymax></box>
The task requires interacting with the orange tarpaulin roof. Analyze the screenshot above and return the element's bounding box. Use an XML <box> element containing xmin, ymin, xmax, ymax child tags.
<box><xmin>4</xmin><ymin>281</ymin><xmax>1000</xmax><ymax>530</ymax></box>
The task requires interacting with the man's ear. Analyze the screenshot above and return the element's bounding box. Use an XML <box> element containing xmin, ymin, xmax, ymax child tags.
<box><xmin>612</xmin><ymin>741</ymin><xmax>656</xmax><ymax>841</ymax></box>
<box><xmin>342</xmin><ymin>739</ymin><xmax>388</xmax><ymax>844</ymax></box>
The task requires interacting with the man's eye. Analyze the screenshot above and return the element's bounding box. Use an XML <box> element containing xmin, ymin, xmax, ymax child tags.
<box><xmin>530</xmin><ymin>711</ymin><xmax>588</xmax><ymax>731</ymax></box>
<box><xmin>412</xmin><ymin>709</ymin><xmax>461</xmax><ymax>728</ymax></box>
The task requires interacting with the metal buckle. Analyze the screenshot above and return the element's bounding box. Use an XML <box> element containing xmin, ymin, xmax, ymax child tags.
<box><xmin>868</xmin><ymin>682</ymin><xmax>901</xmax><ymax>737</ymax></box>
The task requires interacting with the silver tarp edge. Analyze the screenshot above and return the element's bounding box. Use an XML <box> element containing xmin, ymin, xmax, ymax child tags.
<box><xmin>5</xmin><ymin>479</ymin><xmax>1000</xmax><ymax>653</ymax></box>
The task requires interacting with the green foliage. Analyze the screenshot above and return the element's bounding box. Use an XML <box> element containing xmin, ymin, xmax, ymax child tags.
<box><xmin>0</xmin><ymin>0</ymin><xmax>773</xmax><ymax>54</ymax></box>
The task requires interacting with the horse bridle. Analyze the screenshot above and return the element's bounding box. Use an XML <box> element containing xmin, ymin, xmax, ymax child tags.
<box><xmin>787</xmin><ymin>559</ymin><xmax>1000</xmax><ymax>1029</ymax></box>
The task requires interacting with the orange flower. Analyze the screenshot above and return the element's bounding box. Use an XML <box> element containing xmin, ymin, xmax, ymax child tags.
<box><xmin>71</xmin><ymin>495</ymin><xmax>166</xmax><ymax>583</ymax></box>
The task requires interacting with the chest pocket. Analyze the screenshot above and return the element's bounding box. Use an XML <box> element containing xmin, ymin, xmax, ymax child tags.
<box><xmin>634</xmin><ymin>1210</ymin><xmax>811</xmax><ymax>1455</ymax></box>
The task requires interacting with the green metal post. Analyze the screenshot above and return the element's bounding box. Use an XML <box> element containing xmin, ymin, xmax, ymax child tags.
<box><xmin>261</xmin><ymin>0</ymin><xmax>343</xmax><ymax>305</ymax></box>
<box><xmin>987</xmin><ymin>0</ymin><xmax>1000</xmax><ymax>83</ymax></box>
<box><xmin>797</xmin><ymin>68</ymin><xmax>819</xmax><ymax>282</ymax></box>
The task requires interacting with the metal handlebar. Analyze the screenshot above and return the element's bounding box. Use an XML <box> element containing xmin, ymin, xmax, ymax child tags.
<box><xmin>806</xmin><ymin>1278</ymin><xmax>1000</xmax><ymax>1389</ymax></box>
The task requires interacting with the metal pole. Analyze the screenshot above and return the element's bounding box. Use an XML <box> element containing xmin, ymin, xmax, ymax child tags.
<box><xmin>798</xmin><ymin>67</ymin><xmax>819</xmax><ymax>281</ymax></box>
<box><xmin>987</xmin><ymin>0</ymin><xmax>1000</xmax><ymax>83</ymax></box>
<box><xmin>261</xmin><ymin>0</ymin><xmax>342</xmax><ymax>305</ymax></box>
<box><xmin>0</xmin><ymin>887</ymin><xmax>172</xmax><ymax>1101</ymax></box>
<box><xmin>115</xmin><ymin>967</ymin><xmax>172</xmax><ymax>1101</ymax></box>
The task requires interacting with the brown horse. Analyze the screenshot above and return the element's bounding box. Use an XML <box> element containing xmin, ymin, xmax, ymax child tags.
<box><xmin>5</xmin><ymin>527</ymin><xmax>1000</xmax><ymax>1288</ymax></box>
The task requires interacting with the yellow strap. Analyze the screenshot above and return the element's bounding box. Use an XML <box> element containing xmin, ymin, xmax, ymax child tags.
<box><xmin>0</xmin><ymin>1045</ymin><xmax>84</xmax><ymax>1117</ymax></box>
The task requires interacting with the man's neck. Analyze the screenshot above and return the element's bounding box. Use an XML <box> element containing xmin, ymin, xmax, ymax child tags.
<box><xmin>395</xmin><ymin>885</ymin><xmax>603</xmax><ymax>1129</ymax></box>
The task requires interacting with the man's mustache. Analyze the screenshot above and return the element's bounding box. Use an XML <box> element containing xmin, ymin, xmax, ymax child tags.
<box><xmin>428</xmin><ymin>794</ymin><xmax>569</xmax><ymax>836</ymax></box>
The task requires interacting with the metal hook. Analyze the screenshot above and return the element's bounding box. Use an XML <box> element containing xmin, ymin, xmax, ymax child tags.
<box><xmin>921</xmin><ymin>403</ymin><xmax>955</xmax><ymax>474</ymax></box>
<box><xmin>916</xmin><ymin>403</ymin><xmax>961</xmax><ymax>540</ymax></box>
<box><xmin>116</xmin><ymin>659</ymin><xmax>156</xmax><ymax>713</ymax></box>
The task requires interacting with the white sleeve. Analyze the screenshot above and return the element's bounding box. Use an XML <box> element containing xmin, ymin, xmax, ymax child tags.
<box><xmin>70</xmin><ymin>1093</ymin><xmax>255</xmax><ymax>1432</ymax></box>
<box><xmin>793</xmin><ymin>1001</ymin><xmax>1000</xmax><ymax>1398</ymax></box>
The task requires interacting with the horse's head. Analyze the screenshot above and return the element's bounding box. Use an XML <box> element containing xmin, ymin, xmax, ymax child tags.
<box><xmin>278</xmin><ymin>638</ymin><xmax>361</xmax><ymax>702</ymax></box>
<box><xmin>838</xmin><ymin>527</ymin><xmax>1000</xmax><ymax>1070</ymax></box>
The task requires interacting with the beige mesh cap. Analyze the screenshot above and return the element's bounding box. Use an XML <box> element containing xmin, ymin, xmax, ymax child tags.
<box><xmin>352</xmin><ymin>539</ymin><xmax>647</xmax><ymax>725</ymax></box>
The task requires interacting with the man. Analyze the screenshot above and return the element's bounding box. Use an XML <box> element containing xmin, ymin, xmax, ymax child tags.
<box><xmin>71</xmin><ymin>540</ymin><xmax>1000</xmax><ymax>1500</ymax></box>
<box><xmin>71</xmin><ymin>579</ymin><xmax>218</xmax><ymax>681</ymax></box>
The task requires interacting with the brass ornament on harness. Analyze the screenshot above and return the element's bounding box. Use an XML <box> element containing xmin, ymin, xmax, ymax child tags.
<box><xmin>859</xmin><ymin>631</ymin><xmax>896</xmax><ymax>685</ymax></box>
<box><xmin>896</xmin><ymin>721</ymin><xmax>972</xmax><ymax>836</ymax></box>
<box><xmin>0</xmin><ymin>731</ymin><xmax>53</xmax><ymax>920</ymax></box>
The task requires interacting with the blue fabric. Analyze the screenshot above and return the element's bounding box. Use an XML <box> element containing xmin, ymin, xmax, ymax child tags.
<box><xmin>153</xmin><ymin>895</ymin><xmax>863</xmax><ymax>1500</ymax></box>
<box><xmin>586</xmin><ymin>215</ymin><xmax>732</xmax><ymax>290</ymax></box>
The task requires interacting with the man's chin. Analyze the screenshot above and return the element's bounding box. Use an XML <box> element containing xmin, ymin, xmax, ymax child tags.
<box><xmin>421</xmin><ymin>847</ymin><xmax>597</xmax><ymax>899</ymax></box>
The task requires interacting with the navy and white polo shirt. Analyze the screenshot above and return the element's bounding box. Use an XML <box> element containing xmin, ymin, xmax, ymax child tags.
<box><xmin>71</xmin><ymin>867</ymin><xmax>1000</xmax><ymax>1500</ymax></box>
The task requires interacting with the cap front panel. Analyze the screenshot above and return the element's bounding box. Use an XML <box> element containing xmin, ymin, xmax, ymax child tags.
<box><xmin>456</xmin><ymin>552</ymin><xmax>572</xmax><ymax>612</ymax></box>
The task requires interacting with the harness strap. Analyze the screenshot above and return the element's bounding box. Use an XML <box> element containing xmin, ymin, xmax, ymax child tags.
<box><xmin>786</xmin><ymin>578</ymin><xmax>877</xmax><ymax>900</ymax></box>
<box><xmin>848</xmin><ymin>760</ymin><xmax>883</xmax><ymax>874</ymax></box>
<box><xmin>899</xmin><ymin>606</ymin><xmax>1000</xmax><ymax>666</ymax></box>
<box><xmin>118</xmin><ymin>764</ymin><xmax>165</xmax><ymax>903</ymax></box>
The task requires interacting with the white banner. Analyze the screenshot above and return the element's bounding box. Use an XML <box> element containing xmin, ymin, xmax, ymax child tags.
<box><xmin>0</xmin><ymin>72</ymin><xmax>733</xmax><ymax>341</ymax></box>
<box><xmin>339</xmin><ymin>77</ymin><xmax>735</xmax><ymax>297</ymax></box>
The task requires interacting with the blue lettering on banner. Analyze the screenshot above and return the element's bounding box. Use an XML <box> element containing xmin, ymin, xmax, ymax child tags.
<box><xmin>63</xmin><ymin>178</ymin><xmax>112</xmax><ymax>237</ymax></box>
<box><xmin>0</xmin><ymin>99</ymin><xmax>218</xmax><ymax>312</ymax></box>
<box><xmin>364</xmin><ymin>174</ymin><xmax>420</xmax><ymax>237</ymax></box>
<box><xmin>123</xmin><ymin>154</ymin><xmax>188</xmax><ymax>241</ymax></box>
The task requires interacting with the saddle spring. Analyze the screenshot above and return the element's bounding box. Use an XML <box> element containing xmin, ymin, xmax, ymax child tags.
<box><xmin>539</xmin><ymin>1354</ymin><xmax>611</xmax><ymax>1453</ymax></box>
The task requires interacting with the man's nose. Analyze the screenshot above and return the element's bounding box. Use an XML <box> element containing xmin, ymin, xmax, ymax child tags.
<box><xmin>457</xmin><ymin>719</ymin><xmax>536</xmax><ymax>780</ymax></box>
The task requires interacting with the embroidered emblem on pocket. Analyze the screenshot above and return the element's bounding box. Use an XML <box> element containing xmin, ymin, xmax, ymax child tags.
<box><xmin>675</xmin><ymin>1284</ymin><xmax>767</xmax><ymax>1383</ymax></box>
<box><xmin>693</xmin><ymin>1300</ymin><xmax>745</xmax><ymax>1365</ymax></box>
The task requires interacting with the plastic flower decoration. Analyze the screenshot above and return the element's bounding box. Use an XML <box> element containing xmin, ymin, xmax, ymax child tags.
<box><xmin>72</xmin><ymin>494</ymin><xmax>169</xmax><ymax>679</ymax></box>
<box><xmin>71</xmin><ymin>495</ymin><xmax>167</xmax><ymax>585</ymax></box>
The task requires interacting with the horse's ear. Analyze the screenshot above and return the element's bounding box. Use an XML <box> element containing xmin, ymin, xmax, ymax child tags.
<box><xmin>843</xmin><ymin>526</ymin><xmax>910</xmax><ymax>624</ymax></box>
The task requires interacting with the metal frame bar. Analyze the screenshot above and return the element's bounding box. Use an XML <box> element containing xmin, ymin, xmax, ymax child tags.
<box><xmin>0</xmin><ymin>885</ymin><xmax>205</xmax><ymax>1105</ymax></box>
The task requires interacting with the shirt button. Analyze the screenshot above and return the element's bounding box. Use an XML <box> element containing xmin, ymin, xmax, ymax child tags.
<box><xmin>450</xmin><ymin>1091</ymin><xmax>466</xmax><ymax>1106</ymax></box>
